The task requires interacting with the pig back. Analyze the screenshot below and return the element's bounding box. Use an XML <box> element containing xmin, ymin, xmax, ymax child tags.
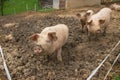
<box><xmin>53</xmin><ymin>24</ymin><xmax>69</xmax><ymax>46</ymax></box>
<box><xmin>100</xmin><ymin>8</ymin><xmax>112</xmax><ymax>26</ymax></box>
<box><xmin>41</xmin><ymin>24</ymin><xmax>69</xmax><ymax>52</ymax></box>
<box><xmin>92</xmin><ymin>8</ymin><xmax>112</xmax><ymax>26</ymax></box>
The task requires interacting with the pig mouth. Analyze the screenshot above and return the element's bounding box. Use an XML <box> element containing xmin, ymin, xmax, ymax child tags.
<box><xmin>34</xmin><ymin>45</ymin><xmax>44</xmax><ymax>54</ymax></box>
<box><xmin>96</xmin><ymin>29</ymin><xmax>101</xmax><ymax>34</ymax></box>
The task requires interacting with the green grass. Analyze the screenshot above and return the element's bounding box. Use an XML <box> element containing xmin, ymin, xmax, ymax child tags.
<box><xmin>39</xmin><ymin>8</ymin><xmax>55</xmax><ymax>12</ymax></box>
<box><xmin>114</xmin><ymin>75</ymin><xmax>120</xmax><ymax>80</ymax></box>
<box><xmin>3</xmin><ymin>0</ymin><xmax>54</xmax><ymax>15</ymax></box>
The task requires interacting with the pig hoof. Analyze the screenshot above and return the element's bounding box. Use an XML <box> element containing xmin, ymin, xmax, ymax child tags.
<box><xmin>88</xmin><ymin>37</ymin><xmax>91</xmax><ymax>41</ymax></box>
<box><xmin>57</xmin><ymin>54</ymin><xmax>62</xmax><ymax>62</ymax></box>
<box><xmin>43</xmin><ymin>55</ymin><xmax>50</xmax><ymax>62</ymax></box>
<box><xmin>82</xmin><ymin>31</ymin><xmax>85</xmax><ymax>33</ymax></box>
<box><xmin>57</xmin><ymin>58</ymin><xmax>62</xmax><ymax>62</ymax></box>
<box><xmin>102</xmin><ymin>34</ymin><xmax>106</xmax><ymax>36</ymax></box>
<box><xmin>95</xmin><ymin>38</ymin><xmax>99</xmax><ymax>41</ymax></box>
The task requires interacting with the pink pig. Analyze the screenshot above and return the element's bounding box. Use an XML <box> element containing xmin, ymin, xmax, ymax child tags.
<box><xmin>110</xmin><ymin>3</ymin><xmax>120</xmax><ymax>11</ymax></box>
<box><xmin>76</xmin><ymin>10</ymin><xmax>94</xmax><ymax>33</ymax></box>
<box><xmin>30</xmin><ymin>24</ymin><xmax>69</xmax><ymax>62</ymax></box>
<box><xmin>86</xmin><ymin>8</ymin><xmax>112</xmax><ymax>39</ymax></box>
<box><xmin>86</xmin><ymin>10</ymin><xmax>94</xmax><ymax>20</ymax></box>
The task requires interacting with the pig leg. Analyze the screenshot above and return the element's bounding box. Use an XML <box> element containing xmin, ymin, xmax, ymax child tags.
<box><xmin>81</xmin><ymin>24</ymin><xmax>84</xmax><ymax>33</ymax></box>
<box><xmin>86</xmin><ymin>25</ymin><xmax>88</xmax><ymax>35</ymax></box>
<box><xmin>88</xmin><ymin>32</ymin><xmax>91</xmax><ymax>41</ymax></box>
<box><xmin>47</xmin><ymin>55</ymin><xmax>50</xmax><ymax>60</ymax></box>
<box><xmin>81</xmin><ymin>23</ymin><xmax>85</xmax><ymax>33</ymax></box>
<box><xmin>103</xmin><ymin>26</ymin><xmax>107</xmax><ymax>36</ymax></box>
<box><xmin>57</xmin><ymin>48</ymin><xmax>62</xmax><ymax>62</ymax></box>
<box><xmin>95</xmin><ymin>33</ymin><xmax>99</xmax><ymax>40</ymax></box>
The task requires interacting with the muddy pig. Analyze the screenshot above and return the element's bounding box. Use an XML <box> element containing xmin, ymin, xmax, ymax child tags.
<box><xmin>87</xmin><ymin>8</ymin><xmax>112</xmax><ymax>40</ymax></box>
<box><xmin>110</xmin><ymin>3</ymin><xmax>120</xmax><ymax>11</ymax></box>
<box><xmin>30</xmin><ymin>24</ymin><xmax>69</xmax><ymax>62</ymax></box>
<box><xmin>76</xmin><ymin>10</ymin><xmax>94</xmax><ymax>33</ymax></box>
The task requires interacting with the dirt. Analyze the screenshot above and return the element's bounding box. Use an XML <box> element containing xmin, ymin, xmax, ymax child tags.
<box><xmin>0</xmin><ymin>6</ymin><xmax>120</xmax><ymax>80</ymax></box>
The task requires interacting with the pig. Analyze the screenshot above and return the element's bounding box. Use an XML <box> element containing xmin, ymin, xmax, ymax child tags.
<box><xmin>30</xmin><ymin>24</ymin><xmax>69</xmax><ymax>62</ymax></box>
<box><xmin>86</xmin><ymin>8</ymin><xmax>112</xmax><ymax>40</ymax></box>
<box><xmin>110</xmin><ymin>3</ymin><xmax>120</xmax><ymax>11</ymax></box>
<box><xmin>86</xmin><ymin>10</ymin><xmax>94</xmax><ymax>19</ymax></box>
<box><xmin>76</xmin><ymin>10</ymin><xmax>94</xmax><ymax>33</ymax></box>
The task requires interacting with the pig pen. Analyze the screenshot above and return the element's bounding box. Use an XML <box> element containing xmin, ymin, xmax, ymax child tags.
<box><xmin>0</xmin><ymin>6</ymin><xmax>120</xmax><ymax>80</ymax></box>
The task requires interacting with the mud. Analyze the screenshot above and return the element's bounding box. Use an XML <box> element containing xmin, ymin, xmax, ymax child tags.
<box><xmin>0</xmin><ymin>6</ymin><xmax>120</xmax><ymax>80</ymax></box>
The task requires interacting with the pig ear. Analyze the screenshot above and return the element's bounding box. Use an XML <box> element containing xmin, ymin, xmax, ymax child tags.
<box><xmin>30</xmin><ymin>34</ymin><xmax>39</xmax><ymax>41</ymax></box>
<box><xmin>87</xmin><ymin>20</ymin><xmax>92</xmax><ymax>25</ymax></box>
<box><xmin>76</xmin><ymin>13</ymin><xmax>81</xmax><ymax>17</ymax></box>
<box><xmin>85</xmin><ymin>12</ymin><xmax>91</xmax><ymax>16</ymax></box>
<box><xmin>48</xmin><ymin>32</ymin><xmax>57</xmax><ymax>41</ymax></box>
<box><xmin>99</xmin><ymin>19</ymin><xmax>105</xmax><ymax>24</ymax></box>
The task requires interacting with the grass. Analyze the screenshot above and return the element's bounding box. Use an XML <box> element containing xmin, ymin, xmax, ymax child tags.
<box><xmin>38</xmin><ymin>8</ymin><xmax>55</xmax><ymax>12</ymax></box>
<box><xmin>114</xmin><ymin>75</ymin><xmax>120</xmax><ymax>80</ymax></box>
<box><xmin>3</xmin><ymin>0</ymin><xmax>54</xmax><ymax>15</ymax></box>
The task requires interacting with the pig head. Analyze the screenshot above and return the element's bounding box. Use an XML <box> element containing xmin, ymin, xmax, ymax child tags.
<box><xmin>30</xmin><ymin>32</ymin><xmax>57</xmax><ymax>55</ymax></box>
<box><xmin>110</xmin><ymin>3</ymin><xmax>120</xmax><ymax>11</ymax></box>
<box><xmin>87</xmin><ymin>19</ymin><xmax>105</xmax><ymax>34</ymax></box>
<box><xmin>86</xmin><ymin>8</ymin><xmax>112</xmax><ymax>40</ymax></box>
<box><xmin>76</xmin><ymin>10</ymin><xmax>94</xmax><ymax>33</ymax></box>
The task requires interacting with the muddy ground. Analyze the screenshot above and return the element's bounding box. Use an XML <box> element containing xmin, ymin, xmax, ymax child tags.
<box><xmin>0</xmin><ymin>6</ymin><xmax>120</xmax><ymax>80</ymax></box>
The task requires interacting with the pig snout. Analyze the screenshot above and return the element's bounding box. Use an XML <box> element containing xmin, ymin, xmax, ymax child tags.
<box><xmin>96</xmin><ymin>29</ymin><xmax>101</xmax><ymax>34</ymax></box>
<box><xmin>34</xmin><ymin>46</ymin><xmax>43</xmax><ymax>54</ymax></box>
